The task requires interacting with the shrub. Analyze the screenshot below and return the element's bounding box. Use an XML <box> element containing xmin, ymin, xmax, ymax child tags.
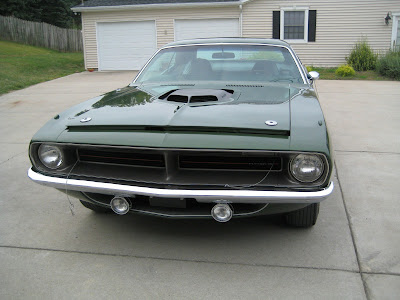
<box><xmin>335</xmin><ymin>65</ymin><xmax>356</xmax><ymax>77</ymax></box>
<box><xmin>346</xmin><ymin>39</ymin><xmax>377</xmax><ymax>71</ymax></box>
<box><xmin>376</xmin><ymin>50</ymin><xmax>400</xmax><ymax>80</ymax></box>
<box><xmin>306</xmin><ymin>66</ymin><xmax>313</xmax><ymax>72</ymax></box>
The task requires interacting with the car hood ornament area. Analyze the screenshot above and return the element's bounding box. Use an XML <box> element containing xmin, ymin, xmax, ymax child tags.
<box><xmin>265</xmin><ymin>120</ymin><xmax>278</xmax><ymax>126</ymax></box>
<box><xmin>80</xmin><ymin>117</ymin><xmax>92</xmax><ymax>123</ymax></box>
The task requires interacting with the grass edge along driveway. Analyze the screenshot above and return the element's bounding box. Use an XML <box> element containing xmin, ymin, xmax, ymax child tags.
<box><xmin>0</xmin><ymin>40</ymin><xmax>84</xmax><ymax>95</ymax></box>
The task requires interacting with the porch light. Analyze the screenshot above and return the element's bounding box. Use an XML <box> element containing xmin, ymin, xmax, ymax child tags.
<box><xmin>385</xmin><ymin>12</ymin><xmax>392</xmax><ymax>25</ymax></box>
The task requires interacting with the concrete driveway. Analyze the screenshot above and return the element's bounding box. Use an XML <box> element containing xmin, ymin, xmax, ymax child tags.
<box><xmin>0</xmin><ymin>72</ymin><xmax>399</xmax><ymax>299</ymax></box>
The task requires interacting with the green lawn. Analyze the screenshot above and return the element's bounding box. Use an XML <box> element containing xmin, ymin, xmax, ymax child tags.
<box><xmin>0</xmin><ymin>40</ymin><xmax>84</xmax><ymax>95</ymax></box>
<box><xmin>309</xmin><ymin>67</ymin><xmax>390</xmax><ymax>81</ymax></box>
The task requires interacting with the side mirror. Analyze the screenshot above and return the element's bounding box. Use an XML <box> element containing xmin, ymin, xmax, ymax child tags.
<box><xmin>308</xmin><ymin>71</ymin><xmax>320</xmax><ymax>80</ymax></box>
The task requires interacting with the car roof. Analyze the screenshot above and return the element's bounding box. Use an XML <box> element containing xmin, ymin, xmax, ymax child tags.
<box><xmin>164</xmin><ymin>38</ymin><xmax>291</xmax><ymax>48</ymax></box>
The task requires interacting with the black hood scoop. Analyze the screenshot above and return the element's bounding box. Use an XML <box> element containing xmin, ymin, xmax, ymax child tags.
<box><xmin>161</xmin><ymin>89</ymin><xmax>233</xmax><ymax>103</ymax></box>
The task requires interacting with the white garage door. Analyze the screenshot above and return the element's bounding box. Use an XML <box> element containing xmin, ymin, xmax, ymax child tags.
<box><xmin>97</xmin><ymin>21</ymin><xmax>157</xmax><ymax>71</ymax></box>
<box><xmin>174</xmin><ymin>19</ymin><xmax>240</xmax><ymax>41</ymax></box>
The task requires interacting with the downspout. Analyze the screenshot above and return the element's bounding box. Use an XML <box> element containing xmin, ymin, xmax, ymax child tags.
<box><xmin>239</xmin><ymin>4</ymin><xmax>243</xmax><ymax>37</ymax></box>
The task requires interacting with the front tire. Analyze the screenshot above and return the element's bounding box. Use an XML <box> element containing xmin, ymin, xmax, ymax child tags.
<box><xmin>285</xmin><ymin>203</ymin><xmax>320</xmax><ymax>227</ymax></box>
<box><xmin>80</xmin><ymin>200</ymin><xmax>111</xmax><ymax>213</ymax></box>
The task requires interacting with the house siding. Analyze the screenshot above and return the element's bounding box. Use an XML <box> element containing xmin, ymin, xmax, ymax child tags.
<box><xmin>81</xmin><ymin>6</ymin><xmax>239</xmax><ymax>69</ymax></box>
<box><xmin>242</xmin><ymin>0</ymin><xmax>400</xmax><ymax>67</ymax></box>
<box><xmin>80</xmin><ymin>0</ymin><xmax>400</xmax><ymax>69</ymax></box>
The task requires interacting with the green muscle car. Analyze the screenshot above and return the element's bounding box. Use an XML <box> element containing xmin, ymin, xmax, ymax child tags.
<box><xmin>28</xmin><ymin>38</ymin><xmax>333</xmax><ymax>227</ymax></box>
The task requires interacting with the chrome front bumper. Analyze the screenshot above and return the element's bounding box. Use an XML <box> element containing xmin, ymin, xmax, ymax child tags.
<box><xmin>28</xmin><ymin>168</ymin><xmax>333</xmax><ymax>204</ymax></box>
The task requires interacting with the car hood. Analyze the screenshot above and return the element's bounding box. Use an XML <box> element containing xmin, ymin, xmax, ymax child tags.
<box><xmin>66</xmin><ymin>83</ymin><xmax>296</xmax><ymax>135</ymax></box>
<box><xmin>32</xmin><ymin>82</ymin><xmax>329</xmax><ymax>153</ymax></box>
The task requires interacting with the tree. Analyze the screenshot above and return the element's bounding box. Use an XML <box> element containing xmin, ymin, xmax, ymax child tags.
<box><xmin>0</xmin><ymin>0</ymin><xmax>82</xmax><ymax>28</ymax></box>
<box><xmin>41</xmin><ymin>0</ymin><xmax>70</xmax><ymax>28</ymax></box>
<box><xmin>0</xmin><ymin>0</ymin><xmax>42</xmax><ymax>22</ymax></box>
<box><xmin>64</xmin><ymin>0</ymin><xmax>82</xmax><ymax>29</ymax></box>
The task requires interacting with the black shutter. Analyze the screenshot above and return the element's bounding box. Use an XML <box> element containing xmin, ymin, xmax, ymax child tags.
<box><xmin>272</xmin><ymin>11</ymin><xmax>280</xmax><ymax>39</ymax></box>
<box><xmin>308</xmin><ymin>10</ymin><xmax>317</xmax><ymax>42</ymax></box>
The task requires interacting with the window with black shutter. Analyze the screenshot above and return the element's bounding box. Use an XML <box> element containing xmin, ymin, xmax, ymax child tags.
<box><xmin>273</xmin><ymin>8</ymin><xmax>317</xmax><ymax>43</ymax></box>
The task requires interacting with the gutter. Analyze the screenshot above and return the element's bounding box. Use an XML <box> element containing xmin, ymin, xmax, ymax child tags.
<box><xmin>72</xmin><ymin>1</ymin><xmax>242</xmax><ymax>12</ymax></box>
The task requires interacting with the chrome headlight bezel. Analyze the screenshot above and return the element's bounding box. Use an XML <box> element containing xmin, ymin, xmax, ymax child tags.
<box><xmin>289</xmin><ymin>154</ymin><xmax>325</xmax><ymax>183</ymax></box>
<box><xmin>29</xmin><ymin>142</ymin><xmax>76</xmax><ymax>174</ymax></box>
<box><xmin>38</xmin><ymin>144</ymin><xmax>64</xmax><ymax>169</ymax></box>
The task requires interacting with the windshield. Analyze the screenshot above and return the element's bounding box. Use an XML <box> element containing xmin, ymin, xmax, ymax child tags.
<box><xmin>135</xmin><ymin>44</ymin><xmax>304</xmax><ymax>84</ymax></box>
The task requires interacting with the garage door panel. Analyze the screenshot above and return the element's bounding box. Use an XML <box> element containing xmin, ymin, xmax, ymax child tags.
<box><xmin>97</xmin><ymin>21</ymin><xmax>156</xmax><ymax>71</ymax></box>
<box><xmin>175</xmin><ymin>19</ymin><xmax>239</xmax><ymax>41</ymax></box>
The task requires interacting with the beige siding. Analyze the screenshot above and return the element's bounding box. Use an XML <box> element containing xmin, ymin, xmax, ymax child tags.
<box><xmin>243</xmin><ymin>0</ymin><xmax>400</xmax><ymax>67</ymax></box>
<box><xmin>82</xmin><ymin>6</ymin><xmax>239</xmax><ymax>69</ymax></box>
<box><xmin>81</xmin><ymin>1</ymin><xmax>400</xmax><ymax>69</ymax></box>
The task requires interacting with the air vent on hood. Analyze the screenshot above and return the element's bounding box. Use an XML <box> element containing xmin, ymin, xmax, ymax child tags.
<box><xmin>164</xmin><ymin>89</ymin><xmax>233</xmax><ymax>103</ymax></box>
<box><xmin>167</xmin><ymin>95</ymin><xmax>188</xmax><ymax>103</ymax></box>
<box><xmin>191</xmin><ymin>95</ymin><xmax>218</xmax><ymax>102</ymax></box>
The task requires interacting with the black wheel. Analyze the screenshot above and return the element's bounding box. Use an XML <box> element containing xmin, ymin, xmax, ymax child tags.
<box><xmin>285</xmin><ymin>203</ymin><xmax>320</xmax><ymax>227</ymax></box>
<box><xmin>80</xmin><ymin>200</ymin><xmax>111</xmax><ymax>213</ymax></box>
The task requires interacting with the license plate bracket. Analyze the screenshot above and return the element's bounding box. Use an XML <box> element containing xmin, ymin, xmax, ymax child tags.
<box><xmin>149</xmin><ymin>197</ymin><xmax>187</xmax><ymax>208</ymax></box>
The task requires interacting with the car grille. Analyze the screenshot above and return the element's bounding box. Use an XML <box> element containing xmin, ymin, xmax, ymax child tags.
<box><xmin>179</xmin><ymin>155</ymin><xmax>281</xmax><ymax>171</ymax></box>
<box><xmin>78</xmin><ymin>149</ymin><xmax>165</xmax><ymax>168</ymax></box>
<box><xmin>36</xmin><ymin>145</ymin><xmax>325</xmax><ymax>189</ymax></box>
<box><xmin>78</xmin><ymin>148</ymin><xmax>282</xmax><ymax>172</ymax></box>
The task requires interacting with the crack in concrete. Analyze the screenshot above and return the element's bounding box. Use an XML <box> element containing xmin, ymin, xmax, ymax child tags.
<box><xmin>362</xmin><ymin>271</ymin><xmax>400</xmax><ymax>277</ymax></box>
<box><xmin>0</xmin><ymin>151</ymin><xmax>26</xmax><ymax>165</ymax></box>
<box><xmin>0</xmin><ymin>244</ymin><xmax>360</xmax><ymax>275</ymax></box>
<box><xmin>335</xmin><ymin>161</ymin><xmax>370</xmax><ymax>300</ymax></box>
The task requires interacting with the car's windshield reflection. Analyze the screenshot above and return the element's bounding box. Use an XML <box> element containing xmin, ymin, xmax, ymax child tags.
<box><xmin>135</xmin><ymin>44</ymin><xmax>304</xmax><ymax>84</ymax></box>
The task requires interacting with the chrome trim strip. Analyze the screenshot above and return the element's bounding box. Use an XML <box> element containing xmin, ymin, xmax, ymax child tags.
<box><xmin>28</xmin><ymin>168</ymin><xmax>333</xmax><ymax>204</ymax></box>
<box><xmin>131</xmin><ymin>42</ymin><xmax>307</xmax><ymax>85</ymax></box>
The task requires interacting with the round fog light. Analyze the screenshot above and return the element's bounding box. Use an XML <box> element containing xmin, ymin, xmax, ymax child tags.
<box><xmin>211</xmin><ymin>204</ymin><xmax>233</xmax><ymax>222</ymax></box>
<box><xmin>110</xmin><ymin>197</ymin><xmax>130</xmax><ymax>215</ymax></box>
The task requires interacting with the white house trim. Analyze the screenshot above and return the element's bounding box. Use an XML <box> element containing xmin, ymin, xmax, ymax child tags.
<box><xmin>280</xmin><ymin>6</ymin><xmax>309</xmax><ymax>44</ymax></box>
<box><xmin>72</xmin><ymin>1</ymin><xmax>240</xmax><ymax>12</ymax></box>
<box><xmin>391</xmin><ymin>12</ymin><xmax>400</xmax><ymax>50</ymax></box>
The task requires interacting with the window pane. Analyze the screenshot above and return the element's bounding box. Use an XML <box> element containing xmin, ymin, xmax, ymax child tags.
<box><xmin>284</xmin><ymin>11</ymin><xmax>305</xmax><ymax>40</ymax></box>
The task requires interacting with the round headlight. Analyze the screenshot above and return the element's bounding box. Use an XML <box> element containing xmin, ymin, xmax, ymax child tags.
<box><xmin>290</xmin><ymin>154</ymin><xmax>324</xmax><ymax>183</ymax></box>
<box><xmin>38</xmin><ymin>144</ymin><xmax>63</xmax><ymax>169</ymax></box>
